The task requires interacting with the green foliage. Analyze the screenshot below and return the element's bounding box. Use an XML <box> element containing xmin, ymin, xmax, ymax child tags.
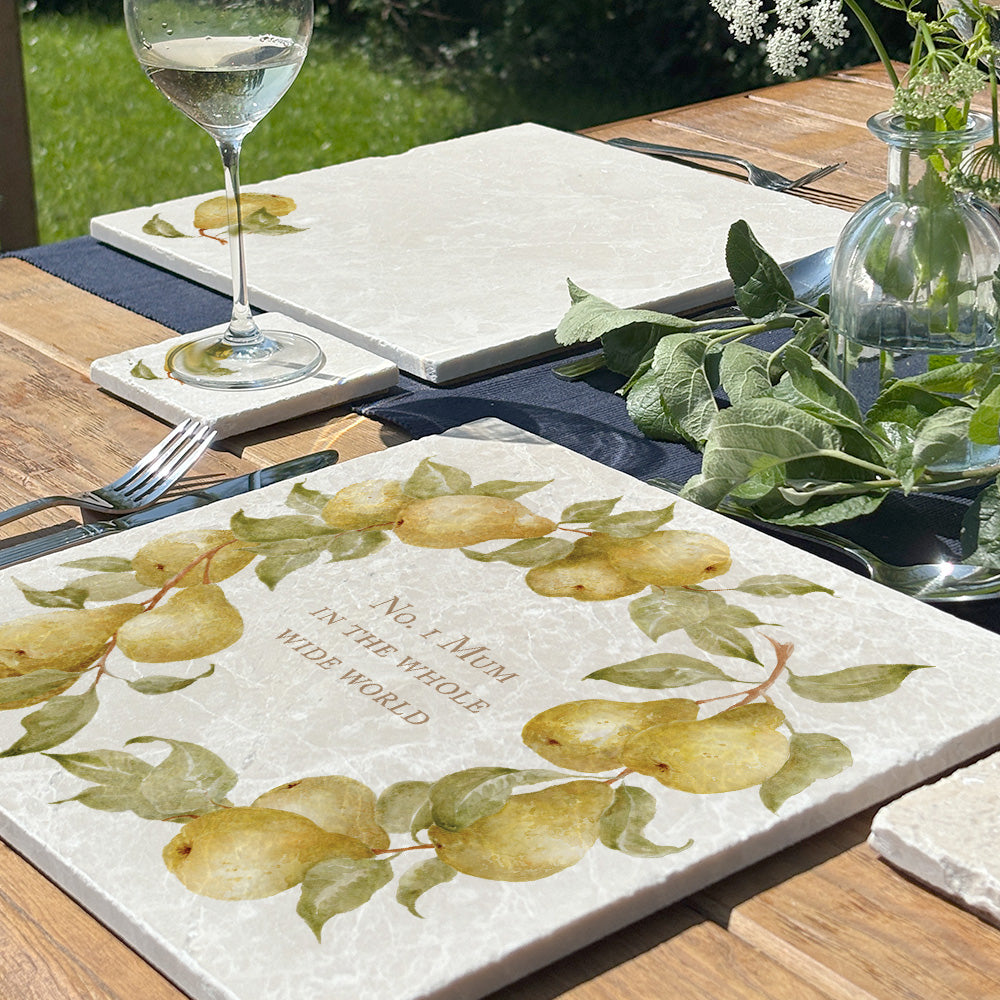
<box><xmin>19</xmin><ymin>2</ymin><xmax>913</xmax><ymax>244</ymax></box>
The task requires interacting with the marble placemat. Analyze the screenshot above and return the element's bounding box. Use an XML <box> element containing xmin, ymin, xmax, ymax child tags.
<box><xmin>91</xmin><ymin>123</ymin><xmax>849</xmax><ymax>382</ymax></box>
<box><xmin>90</xmin><ymin>312</ymin><xmax>398</xmax><ymax>436</ymax></box>
<box><xmin>869</xmin><ymin>751</ymin><xmax>1000</xmax><ymax>926</ymax></box>
<box><xmin>2</xmin><ymin>418</ymin><xmax>996</xmax><ymax>1000</ymax></box>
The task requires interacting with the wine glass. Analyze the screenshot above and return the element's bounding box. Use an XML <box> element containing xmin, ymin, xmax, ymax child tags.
<box><xmin>124</xmin><ymin>0</ymin><xmax>324</xmax><ymax>390</ymax></box>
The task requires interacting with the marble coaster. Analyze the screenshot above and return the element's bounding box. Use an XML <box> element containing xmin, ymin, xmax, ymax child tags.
<box><xmin>869</xmin><ymin>752</ymin><xmax>1000</xmax><ymax>926</ymax></box>
<box><xmin>90</xmin><ymin>312</ymin><xmax>398</xmax><ymax>437</ymax></box>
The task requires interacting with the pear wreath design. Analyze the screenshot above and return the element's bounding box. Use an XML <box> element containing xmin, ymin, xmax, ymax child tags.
<box><xmin>0</xmin><ymin>457</ymin><xmax>932</xmax><ymax>938</ymax></box>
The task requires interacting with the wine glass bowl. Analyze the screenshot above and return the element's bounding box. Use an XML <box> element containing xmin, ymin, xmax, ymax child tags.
<box><xmin>124</xmin><ymin>0</ymin><xmax>324</xmax><ymax>390</ymax></box>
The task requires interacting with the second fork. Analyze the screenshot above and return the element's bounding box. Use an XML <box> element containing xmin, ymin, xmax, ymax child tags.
<box><xmin>607</xmin><ymin>136</ymin><xmax>843</xmax><ymax>192</ymax></box>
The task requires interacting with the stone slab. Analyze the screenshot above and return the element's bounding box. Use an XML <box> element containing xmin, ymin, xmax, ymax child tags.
<box><xmin>91</xmin><ymin>123</ymin><xmax>849</xmax><ymax>382</ymax></box>
<box><xmin>1</xmin><ymin>418</ymin><xmax>998</xmax><ymax>1000</ymax></box>
<box><xmin>89</xmin><ymin>312</ymin><xmax>398</xmax><ymax>437</ymax></box>
<box><xmin>869</xmin><ymin>751</ymin><xmax>1000</xmax><ymax>926</ymax></box>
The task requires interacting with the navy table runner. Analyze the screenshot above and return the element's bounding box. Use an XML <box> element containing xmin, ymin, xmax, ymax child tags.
<box><xmin>8</xmin><ymin>237</ymin><xmax>993</xmax><ymax>628</ymax></box>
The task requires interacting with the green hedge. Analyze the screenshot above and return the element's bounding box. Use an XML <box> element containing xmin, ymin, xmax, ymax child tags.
<box><xmin>343</xmin><ymin>0</ymin><xmax>911</xmax><ymax>110</ymax></box>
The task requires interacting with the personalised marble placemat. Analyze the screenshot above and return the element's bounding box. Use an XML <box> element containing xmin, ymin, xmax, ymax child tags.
<box><xmin>91</xmin><ymin>123</ymin><xmax>849</xmax><ymax>382</ymax></box>
<box><xmin>1</xmin><ymin>418</ymin><xmax>997</xmax><ymax>1000</ymax></box>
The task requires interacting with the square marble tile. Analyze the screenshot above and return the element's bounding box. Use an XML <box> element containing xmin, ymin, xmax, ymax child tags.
<box><xmin>90</xmin><ymin>312</ymin><xmax>398</xmax><ymax>436</ymax></box>
<box><xmin>2</xmin><ymin>420</ymin><xmax>997</xmax><ymax>1000</ymax></box>
<box><xmin>92</xmin><ymin>123</ymin><xmax>850</xmax><ymax>382</ymax></box>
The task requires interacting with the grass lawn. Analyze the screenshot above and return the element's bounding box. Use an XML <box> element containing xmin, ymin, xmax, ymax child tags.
<box><xmin>20</xmin><ymin>13</ymin><xmax>484</xmax><ymax>244</ymax></box>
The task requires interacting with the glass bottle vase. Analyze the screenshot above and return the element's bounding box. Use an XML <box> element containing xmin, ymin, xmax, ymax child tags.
<box><xmin>829</xmin><ymin>110</ymin><xmax>1000</xmax><ymax>479</ymax></box>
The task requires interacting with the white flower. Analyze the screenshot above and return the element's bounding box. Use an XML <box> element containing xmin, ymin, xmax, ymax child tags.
<box><xmin>775</xmin><ymin>0</ymin><xmax>808</xmax><ymax>29</ymax></box>
<box><xmin>809</xmin><ymin>0</ymin><xmax>849</xmax><ymax>48</ymax></box>
<box><xmin>766</xmin><ymin>26</ymin><xmax>811</xmax><ymax>75</ymax></box>
<box><xmin>710</xmin><ymin>0</ymin><xmax>849</xmax><ymax>64</ymax></box>
<box><xmin>711</xmin><ymin>0</ymin><xmax>768</xmax><ymax>42</ymax></box>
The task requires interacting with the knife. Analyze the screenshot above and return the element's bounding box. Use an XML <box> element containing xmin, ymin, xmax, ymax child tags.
<box><xmin>0</xmin><ymin>449</ymin><xmax>339</xmax><ymax>570</ymax></box>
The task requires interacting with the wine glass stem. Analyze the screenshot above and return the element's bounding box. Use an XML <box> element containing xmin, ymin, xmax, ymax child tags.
<box><xmin>218</xmin><ymin>138</ymin><xmax>263</xmax><ymax>347</ymax></box>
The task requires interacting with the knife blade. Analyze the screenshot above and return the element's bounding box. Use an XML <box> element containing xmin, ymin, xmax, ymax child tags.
<box><xmin>0</xmin><ymin>449</ymin><xmax>340</xmax><ymax>570</ymax></box>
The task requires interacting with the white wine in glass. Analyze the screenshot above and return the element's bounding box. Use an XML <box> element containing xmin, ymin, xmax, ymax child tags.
<box><xmin>125</xmin><ymin>0</ymin><xmax>324</xmax><ymax>390</ymax></box>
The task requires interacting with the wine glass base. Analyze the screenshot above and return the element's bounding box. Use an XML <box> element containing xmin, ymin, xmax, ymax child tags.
<box><xmin>165</xmin><ymin>330</ymin><xmax>326</xmax><ymax>390</ymax></box>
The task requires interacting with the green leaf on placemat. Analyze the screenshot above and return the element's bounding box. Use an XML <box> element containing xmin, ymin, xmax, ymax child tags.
<box><xmin>599</xmin><ymin>785</ymin><xmax>693</xmax><ymax>858</ymax></box>
<box><xmin>130</xmin><ymin>360</ymin><xmax>161</xmax><ymax>380</ymax></box>
<box><xmin>396</xmin><ymin>858</ymin><xmax>457</xmax><ymax>918</ymax></box>
<box><xmin>376</xmin><ymin>781</ymin><xmax>433</xmax><ymax>834</ymax></box>
<box><xmin>0</xmin><ymin>687</ymin><xmax>99</xmax><ymax>757</ymax></box>
<box><xmin>298</xmin><ymin>857</ymin><xmax>393</xmax><ymax>941</ymax></box>
<box><xmin>428</xmin><ymin>767</ymin><xmax>565</xmax><ymax>832</ymax></box>
<box><xmin>125</xmin><ymin>735</ymin><xmax>236</xmax><ymax>818</ymax></box>
<box><xmin>585</xmin><ymin>652</ymin><xmax>736</xmax><ymax>688</ymax></box>
<box><xmin>760</xmin><ymin>732</ymin><xmax>853</xmax><ymax>812</ymax></box>
<box><xmin>142</xmin><ymin>213</ymin><xmax>191</xmax><ymax>238</ymax></box>
<box><xmin>403</xmin><ymin>459</ymin><xmax>473</xmax><ymax>498</ymax></box>
<box><xmin>786</xmin><ymin>663</ymin><xmax>931</xmax><ymax>702</ymax></box>
<box><xmin>239</xmin><ymin>207</ymin><xmax>307</xmax><ymax>236</ymax></box>
<box><xmin>126</xmin><ymin>664</ymin><xmax>215</xmax><ymax>696</ymax></box>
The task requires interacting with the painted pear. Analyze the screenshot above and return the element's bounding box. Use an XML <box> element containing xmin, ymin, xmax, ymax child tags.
<box><xmin>251</xmin><ymin>775</ymin><xmax>390</xmax><ymax>850</ymax></box>
<box><xmin>621</xmin><ymin>703</ymin><xmax>789</xmax><ymax>794</ymax></box>
<box><xmin>115</xmin><ymin>584</ymin><xmax>243</xmax><ymax>663</ymax></box>
<box><xmin>321</xmin><ymin>479</ymin><xmax>408</xmax><ymax>531</ymax></box>
<box><xmin>605</xmin><ymin>529</ymin><xmax>731</xmax><ymax>587</ymax></box>
<box><xmin>393</xmin><ymin>495</ymin><xmax>555</xmax><ymax>548</ymax></box>
<box><xmin>162</xmin><ymin>806</ymin><xmax>372</xmax><ymax>900</ymax></box>
<box><xmin>525</xmin><ymin>535</ymin><xmax>642</xmax><ymax>601</ymax></box>
<box><xmin>429</xmin><ymin>780</ymin><xmax>614</xmax><ymax>881</ymax></box>
<box><xmin>522</xmin><ymin>697</ymin><xmax>699</xmax><ymax>772</ymax></box>
<box><xmin>131</xmin><ymin>529</ymin><xmax>254</xmax><ymax>588</ymax></box>
<box><xmin>0</xmin><ymin>603</ymin><xmax>145</xmax><ymax>708</ymax></box>
<box><xmin>194</xmin><ymin>193</ymin><xmax>296</xmax><ymax>230</ymax></box>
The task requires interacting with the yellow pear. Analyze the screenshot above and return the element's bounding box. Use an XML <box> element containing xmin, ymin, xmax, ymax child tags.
<box><xmin>522</xmin><ymin>698</ymin><xmax>699</xmax><ymax>772</ymax></box>
<box><xmin>193</xmin><ymin>193</ymin><xmax>296</xmax><ymax>230</ymax></box>
<box><xmin>621</xmin><ymin>703</ymin><xmax>789</xmax><ymax>794</ymax></box>
<box><xmin>162</xmin><ymin>806</ymin><xmax>372</xmax><ymax>900</ymax></box>
<box><xmin>251</xmin><ymin>775</ymin><xmax>390</xmax><ymax>850</ymax></box>
<box><xmin>115</xmin><ymin>584</ymin><xmax>243</xmax><ymax>662</ymax></box>
<box><xmin>429</xmin><ymin>780</ymin><xmax>614</xmax><ymax>881</ymax></box>
<box><xmin>605</xmin><ymin>529</ymin><xmax>732</xmax><ymax>587</ymax></box>
<box><xmin>525</xmin><ymin>536</ymin><xmax>643</xmax><ymax>601</ymax></box>
<box><xmin>131</xmin><ymin>529</ymin><xmax>255</xmax><ymax>588</ymax></box>
<box><xmin>320</xmin><ymin>479</ymin><xmax>408</xmax><ymax>531</ymax></box>
<box><xmin>393</xmin><ymin>495</ymin><xmax>555</xmax><ymax>548</ymax></box>
<box><xmin>0</xmin><ymin>604</ymin><xmax>145</xmax><ymax>708</ymax></box>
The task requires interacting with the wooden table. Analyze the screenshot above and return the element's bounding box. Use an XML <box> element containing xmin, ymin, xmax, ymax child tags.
<box><xmin>3</xmin><ymin>62</ymin><xmax>1000</xmax><ymax>1000</ymax></box>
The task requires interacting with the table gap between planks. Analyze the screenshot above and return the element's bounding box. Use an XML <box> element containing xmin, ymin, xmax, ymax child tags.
<box><xmin>1</xmin><ymin>61</ymin><xmax>1000</xmax><ymax>1000</ymax></box>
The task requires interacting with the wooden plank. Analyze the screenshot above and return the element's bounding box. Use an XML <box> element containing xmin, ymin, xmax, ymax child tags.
<box><xmin>0</xmin><ymin>0</ymin><xmax>38</xmax><ymax>251</ymax></box>
<box><xmin>485</xmin><ymin>904</ymin><xmax>837</xmax><ymax>1000</ymax></box>
<box><xmin>0</xmin><ymin>260</ymin><xmax>178</xmax><ymax>375</ymax></box>
<box><xmin>0</xmin><ymin>844</ymin><xmax>187</xmax><ymax>1000</ymax></box>
<box><xmin>0</xmin><ymin>332</ymin><xmax>253</xmax><ymax>543</ymax></box>
<box><xmin>692</xmin><ymin>828</ymin><xmax>1000</xmax><ymax>1000</ymax></box>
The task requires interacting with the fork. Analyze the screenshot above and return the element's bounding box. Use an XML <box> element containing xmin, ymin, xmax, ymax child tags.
<box><xmin>646</xmin><ymin>477</ymin><xmax>1000</xmax><ymax>603</ymax></box>
<box><xmin>607</xmin><ymin>137</ymin><xmax>844</xmax><ymax>192</ymax></box>
<box><xmin>0</xmin><ymin>418</ymin><xmax>217</xmax><ymax>528</ymax></box>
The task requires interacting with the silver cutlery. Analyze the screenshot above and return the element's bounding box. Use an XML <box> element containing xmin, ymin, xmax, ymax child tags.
<box><xmin>0</xmin><ymin>418</ymin><xmax>216</xmax><ymax>528</ymax></box>
<box><xmin>646</xmin><ymin>477</ymin><xmax>1000</xmax><ymax>603</ymax></box>
<box><xmin>607</xmin><ymin>137</ymin><xmax>844</xmax><ymax>192</ymax></box>
<box><xmin>0</xmin><ymin>449</ymin><xmax>340</xmax><ymax>569</ymax></box>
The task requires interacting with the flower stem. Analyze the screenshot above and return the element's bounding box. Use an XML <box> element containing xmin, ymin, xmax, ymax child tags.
<box><xmin>844</xmin><ymin>0</ymin><xmax>900</xmax><ymax>88</ymax></box>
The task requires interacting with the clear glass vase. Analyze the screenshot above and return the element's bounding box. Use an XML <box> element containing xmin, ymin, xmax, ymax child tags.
<box><xmin>829</xmin><ymin>110</ymin><xmax>1000</xmax><ymax>479</ymax></box>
